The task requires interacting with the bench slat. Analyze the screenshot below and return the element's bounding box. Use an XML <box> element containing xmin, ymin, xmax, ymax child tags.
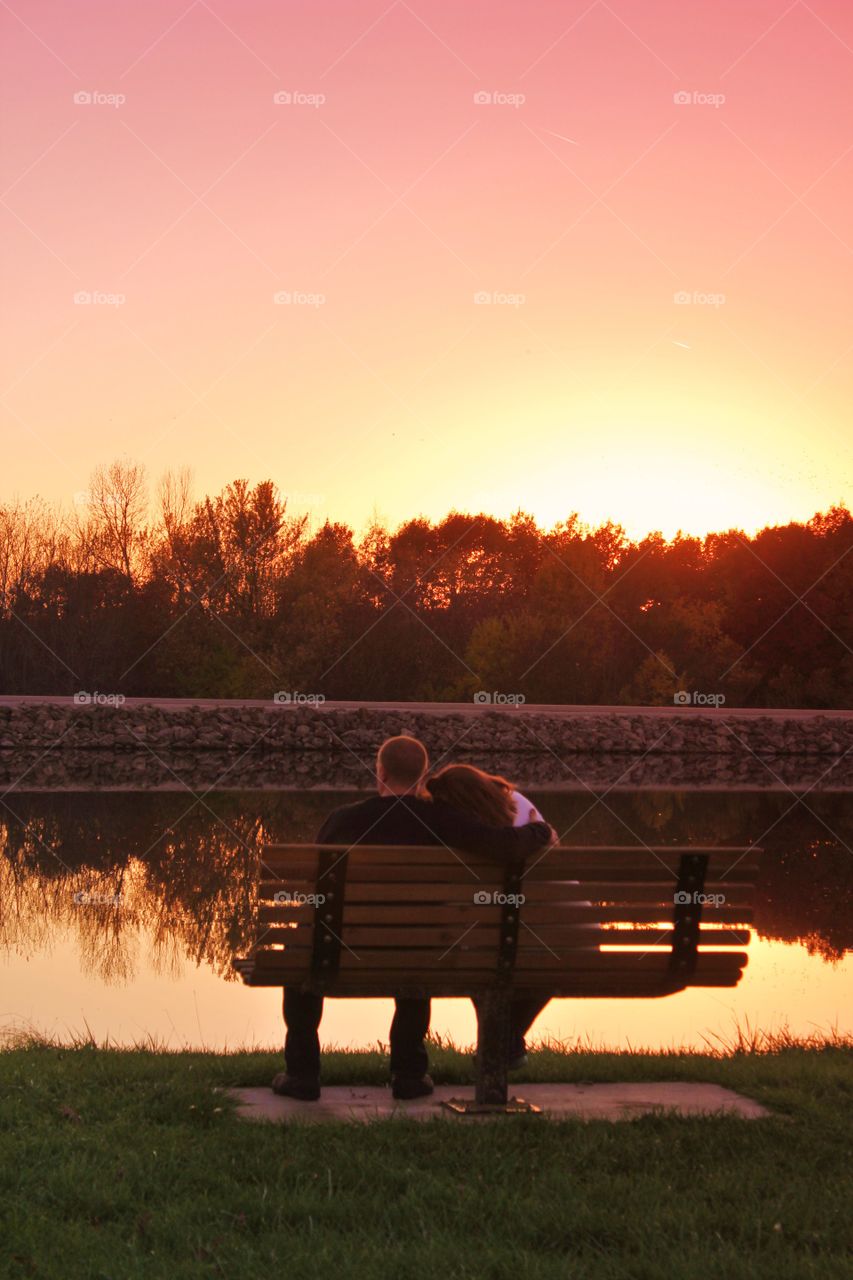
<box><xmin>252</xmin><ymin>930</ymin><xmax>749</xmax><ymax>952</ymax></box>
<box><xmin>258</xmin><ymin>863</ymin><xmax>759</xmax><ymax>887</ymax></box>
<box><xmin>260</xmin><ymin>845</ymin><xmax>760</xmax><ymax>875</ymax></box>
<box><xmin>239</xmin><ymin>975</ymin><xmax>743</xmax><ymax>994</ymax></box>
<box><xmin>262</xmin><ymin>891</ymin><xmax>749</xmax><ymax>923</ymax></box>
<box><xmin>258</xmin><ymin>903</ymin><xmax>502</xmax><ymax>926</ymax></box>
<box><xmin>519</xmin><ymin>862</ymin><xmax>757</xmax><ymax>883</ymax></box>
<box><xmin>520</xmin><ymin>927</ymin><xmax>750</xmax><ymax>947</ymax></box>
<box><xmin>256</xmin><ymin>901</ymin><xmax>747</xmax><ymax>931</ymax></box>
<box><xmin>244</xmin><ymin>950</ymin><xmax>747</xmax><ymax>981</ymax></box>
<box><xmin>248</xmin><ymin>948</ymin><xmax>747</xmax><ymax>973</ymax></box>
<box><xmin>262</xmin><ymin>843</ymin><xmax>757</xmax><ymax>858</ymax></box>
<box><xmin>258</xmin><ymin>880</ymin><xmax>755</xmax><ymax>906</ymax></box>
<box><xmin>255</xmin><ymin>905</ymin><xmax>750</xmax><ymax>944</ymax></box>
<box><xmin>252</xmin><ymin>934</ymin><xmax>749</xmax><ymax>956</ymax></box>
<box><xmin>284</xmin><ymin>882</ymin><xmax>750</xmax><ymax>908</ymax></box>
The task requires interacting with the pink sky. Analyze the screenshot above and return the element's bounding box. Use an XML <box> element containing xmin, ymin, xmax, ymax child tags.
<box><xmin>1</xmin><ymin>0</ymin><xmax>851</xmax><ymax>537</ymax></box>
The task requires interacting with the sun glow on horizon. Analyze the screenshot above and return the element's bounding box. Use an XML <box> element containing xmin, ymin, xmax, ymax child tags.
<box><xmin>455</xmin><ymin>448</ymin><xmax>817</xmax><ymax>543</ymax></box>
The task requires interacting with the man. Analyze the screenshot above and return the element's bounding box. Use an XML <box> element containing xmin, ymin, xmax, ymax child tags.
<box><xmin>272</xmin><ymin>734</ymin><xmax>554</xmax><ymax>1101</ymax></box>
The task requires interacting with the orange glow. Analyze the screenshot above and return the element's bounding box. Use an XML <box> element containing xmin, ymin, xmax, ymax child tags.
<box><xmin>0</xmin><ymin>1</ymin><xmax>850</xmax><ymax>536</ymax></box>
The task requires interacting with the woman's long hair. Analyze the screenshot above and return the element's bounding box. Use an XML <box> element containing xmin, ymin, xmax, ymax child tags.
<box><xmin>426</xmin><ymin>764</ymin><xmax>517</xmax><ymax>828</ymax></box>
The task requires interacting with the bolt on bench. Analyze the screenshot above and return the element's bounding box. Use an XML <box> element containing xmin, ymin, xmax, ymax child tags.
<box><xmin>234</xmin><ymin>843</ymin><xmax>760</xmax><ymax>1114</ymax></box>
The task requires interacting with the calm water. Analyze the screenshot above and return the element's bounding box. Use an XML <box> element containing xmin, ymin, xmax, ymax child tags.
<box><xmin>1</xmin><ymin>787</ymin><xmax>851</xmax><ymax>1052</ymax></box>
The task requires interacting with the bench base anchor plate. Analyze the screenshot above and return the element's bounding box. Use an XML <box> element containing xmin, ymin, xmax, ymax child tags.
<box><xmin>441</xmin><ymin>1096</ymin><xmax>542</xmax><ymax>1116</ymax></box>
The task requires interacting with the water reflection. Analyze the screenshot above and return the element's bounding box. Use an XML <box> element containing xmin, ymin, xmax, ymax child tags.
<box><xmin>1</xmin><ymin>790</ymin><xmax>850</xmax><ymax>995</ymax></box>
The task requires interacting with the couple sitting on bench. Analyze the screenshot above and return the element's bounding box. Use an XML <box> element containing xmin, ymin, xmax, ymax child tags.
<box><xmin>273</xmin><ymin>734</ymin><xmax>557</xmax><ymax>1101</ymax></box>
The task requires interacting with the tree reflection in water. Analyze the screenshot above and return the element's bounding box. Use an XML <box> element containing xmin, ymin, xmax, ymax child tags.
<box><xmin>0</xmin><ymin>789</ymin><xmax>850</xmax><ymax>983</ymax></box>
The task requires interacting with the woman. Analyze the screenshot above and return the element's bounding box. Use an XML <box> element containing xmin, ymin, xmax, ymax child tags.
<box><xmin>425</xmin><ymin>763</ymin><xmax>553</xmax><ymax>1068</ymax></box>
<box><xmin>426</xmin><ymin>763</ymin><xmax>543</xmax><ymax>831</ymax></box>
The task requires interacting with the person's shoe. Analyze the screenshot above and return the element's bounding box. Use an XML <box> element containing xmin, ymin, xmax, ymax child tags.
<box><xmin>271</xmin><ymin>1072</ymin><xmax>321</xmax><ymax>1101</ymax></box>
<box><xmin>391</xmin><ymin>1073</ymin><xmax>435</xmax><ymax>1100</ymax></box>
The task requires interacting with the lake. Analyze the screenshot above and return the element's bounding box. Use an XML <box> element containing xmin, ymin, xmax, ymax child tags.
<box><xmin>1</xmin><ymin>785</ymin><xmax>850</xmax><ymax>1053</ymax></box>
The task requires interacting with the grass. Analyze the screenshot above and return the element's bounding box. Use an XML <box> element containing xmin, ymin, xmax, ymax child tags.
<box><xmin>1</xmin><ymin>1030</ymin><xmax>851</xmax><ymax>1280</ymax></box>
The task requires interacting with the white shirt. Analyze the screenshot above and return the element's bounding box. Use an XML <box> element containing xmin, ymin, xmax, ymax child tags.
<box><xmin>510</xmin><ymin>789</ymin><xmax>542</xmax><ymax>826</ymax></box>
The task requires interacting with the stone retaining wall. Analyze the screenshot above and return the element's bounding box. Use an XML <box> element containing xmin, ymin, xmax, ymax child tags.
<box><xmin>1</xmin><ymin>700</ymin><xmax>851</xmax><ymax>755</ymax></box>
<box><xmin>0</xmin><ymin>701</ymin><xmax>851</xmax><ymax>791</ymax></box>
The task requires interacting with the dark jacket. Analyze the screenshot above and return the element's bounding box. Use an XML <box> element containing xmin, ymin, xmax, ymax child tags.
<box><xmin>316</xmin><ymin>792</ymin><xmax>551</xmax><ymax>859</ymax></box>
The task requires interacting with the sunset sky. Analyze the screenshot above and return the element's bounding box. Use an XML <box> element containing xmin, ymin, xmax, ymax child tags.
<box><xmin>1</xmin><ymin>0</ymin><xmax>851</xmax><ymax>539</ymax></box>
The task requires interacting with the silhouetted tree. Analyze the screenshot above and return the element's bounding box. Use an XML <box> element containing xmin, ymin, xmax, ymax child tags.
<box><xmin>0</xmin><ymin>463</ymin><xmax>850</xmax><ymax>705</ymax></box>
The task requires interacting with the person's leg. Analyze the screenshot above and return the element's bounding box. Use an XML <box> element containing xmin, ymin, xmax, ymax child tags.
<box><xmin>389</xmin><ymin>997</ymin><xmax>431</xmax><ymax>1078</ymax></box>
<box><xmin>283</xmin><ymin>987</ymin><xmax>324</xmax><ymax>1079</ymax></box>
<box><xmin>509</xmin><ymin>995</ymin><xmax>550</xmax><ymax>1057</ymax></box>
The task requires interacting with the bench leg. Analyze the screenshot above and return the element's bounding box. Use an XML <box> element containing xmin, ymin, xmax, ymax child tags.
<box><xmin>475</xmin><ymin>988</ymin><xmax>511</xmax><ymax>1106</ymax></box>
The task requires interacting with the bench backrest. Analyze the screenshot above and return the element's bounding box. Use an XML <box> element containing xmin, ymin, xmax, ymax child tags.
<box><xmin>233</xmin><ymin>843</ymin><xmax>759</xmax><ymax>998</ymax></box>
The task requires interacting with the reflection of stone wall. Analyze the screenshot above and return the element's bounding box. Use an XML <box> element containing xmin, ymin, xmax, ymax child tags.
<box><xmin>0</xmin><ymin>701</ymin><xmax>851</xmax><ymax>791</ymax></box>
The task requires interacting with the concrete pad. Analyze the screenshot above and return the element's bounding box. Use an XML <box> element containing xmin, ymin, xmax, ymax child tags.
<box><xmin>226</xmin><ymin>1082</ymin><xmax>771</xmax><ymax>1123</ymax></box>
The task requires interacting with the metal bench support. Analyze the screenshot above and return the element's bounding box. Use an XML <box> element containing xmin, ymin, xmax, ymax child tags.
<box><xmin>441</xmin><ymin>991</ymin><xmax>541</xmax><ymax>1115</ymax></box>
<box><xmin>669</xmin><ymin>853</ymin><xmax>710</xmax><ymax>979</ymax></box>
<box><xmin>443</xmin><ymin>858</ymin><xmax>542</xmax><ymax>1116</ymax></box>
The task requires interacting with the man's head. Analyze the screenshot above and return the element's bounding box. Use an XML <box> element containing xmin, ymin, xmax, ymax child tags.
<box><xmin>376</xmin><ymin>735</ymin><xmax>429</xmax><ymax>796</ymax></box>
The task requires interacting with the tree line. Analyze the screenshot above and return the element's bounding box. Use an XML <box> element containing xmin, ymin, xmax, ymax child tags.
<box><xmin>0</xmin><ymin>461</ymin><xmax>850</xmax><ymax>706</ymax></box>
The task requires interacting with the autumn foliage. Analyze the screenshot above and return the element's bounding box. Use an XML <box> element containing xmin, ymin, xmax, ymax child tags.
<box><xmin>1</xmin><ymin>462</ymin><xmax>850</xmax><ymax>706</ymax></box>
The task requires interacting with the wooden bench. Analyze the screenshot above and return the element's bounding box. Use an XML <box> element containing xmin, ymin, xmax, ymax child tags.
<box><xmin>234</xmin><ymin>842</ymin><xmax>760</xmax><ymax>1113</ymax></box>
